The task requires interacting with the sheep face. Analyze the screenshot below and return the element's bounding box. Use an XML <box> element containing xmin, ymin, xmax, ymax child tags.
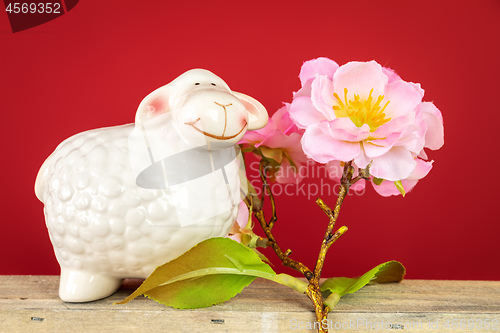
<box><xmin>178</xmin><ymin>88</ymin><xmax>250</xmax><ymax>147</ymax></box>
<box><xmin>135</xmin><ymin>69</ymin><xmax>268</xmax><ymax>149</ymax></box>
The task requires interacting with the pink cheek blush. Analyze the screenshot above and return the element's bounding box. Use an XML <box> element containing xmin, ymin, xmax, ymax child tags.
<box><xmin>240</xmin><ymin>117</ymin><xmax>248</xmax><ymax>128</ymax></box>
<box><xmin>146</xmin><ymin>99</ymin><xmax>164</xmax><ymax>114</ymax></box>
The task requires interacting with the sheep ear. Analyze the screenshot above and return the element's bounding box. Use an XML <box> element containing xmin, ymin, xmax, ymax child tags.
<box><xmin>135</xmin><ymin>85</ymin><xmax>172</xmax><ymax>124</ymax></box>
<box><xmin>232</xmin><ymin>91</ymin><xmax>268</xmax><ymax>130</ymax></box>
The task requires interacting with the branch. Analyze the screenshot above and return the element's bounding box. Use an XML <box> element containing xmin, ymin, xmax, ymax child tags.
<box><xmin>253</xmin><ymin>159</ymin><xmax>314</xmax><ymax>280</ymax></box>
<box><xmin>248</xmin><ymin>158</ymin><xmax>359</xmax><ymax>333</ymax></box>
<box><xmin>350</xmin><ymin>164</ymin><xmax>371</xmax><ymax>184</ymax></box>
<box><xmin>312</xmin><ymin>162</ymin><xmax>352</xmax><ymax>280</ymax></box>
<box><xmin>258</xmin><ymin>160</ymin><xmax>277</xmax><ymax>229</ymax></box>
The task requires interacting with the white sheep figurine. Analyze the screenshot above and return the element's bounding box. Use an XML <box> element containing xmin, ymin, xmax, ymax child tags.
<box><xmin>35</xmin><ymin>69</ymin><xmax>268</xmax><ymax>302</ymax></box>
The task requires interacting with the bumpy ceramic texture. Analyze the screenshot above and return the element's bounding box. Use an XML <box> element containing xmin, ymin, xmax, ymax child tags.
<box><xmin>35</xmin><ymin>69</ymin><xmax>268</xmax><ymax>302</ymax></box>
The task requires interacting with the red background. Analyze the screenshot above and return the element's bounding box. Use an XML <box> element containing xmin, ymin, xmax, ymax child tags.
<box><xmin>1</xmin><ymin>0</ymin><xmax>499</xmax><ymax>280</ymax></box>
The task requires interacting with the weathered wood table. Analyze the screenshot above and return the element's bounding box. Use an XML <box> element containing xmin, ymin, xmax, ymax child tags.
<box><xmin>0</xmin><ymin>276</ymin><xmax>498</xmax><ymax>332</ymax></box>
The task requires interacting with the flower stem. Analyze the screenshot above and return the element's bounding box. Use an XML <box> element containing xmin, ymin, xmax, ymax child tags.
<box><xmin>251</xmin><ymin>160</ymin><xmax>314</xmax><ymax>278</ymax></box>
<box><xmin>313</xmin><ymin>162</ymin><xmax>353</xmax><ymax>280</ymax></box>
<box><xmin>253</xmin><ymin>208</ymin><xmax>314</xmax><ymax>278</ymax></box>
<box><xmin>246</xmin><ymin>160</ymin><xmax>360</xmax><ymax>333</ymax></box>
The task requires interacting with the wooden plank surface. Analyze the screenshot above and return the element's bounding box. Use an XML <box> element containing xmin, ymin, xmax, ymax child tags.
<box><xmin>0</xmin><ymin>276</ymin><xmax>498</xmax><ymax>332</ymax></box>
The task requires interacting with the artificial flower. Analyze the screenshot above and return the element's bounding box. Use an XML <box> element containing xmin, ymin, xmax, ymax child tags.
<box><xmin>240</xmin><ymin>104</ymin><xmax>307</xmax><ymax>183</ymax></box>
<box><xmin>289</xmin><ymin>57</ymin><xmax>444</xmax><ymax>195</ymax></box>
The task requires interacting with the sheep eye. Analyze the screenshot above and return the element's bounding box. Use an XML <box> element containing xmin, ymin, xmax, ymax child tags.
<box><xmin>194</xmin><ymin>82</ymin><xmax>200</xmax><ymax>85</ymax></box>
<box><xmin>211</xmin><ymin>83</ymin><xmax>216</xmax><ymax>86</ymax></box>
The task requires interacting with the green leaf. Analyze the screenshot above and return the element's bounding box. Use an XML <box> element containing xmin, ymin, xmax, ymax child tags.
<box><xmin>320</xmin><ymin>261</ymin><xmax>406</xmax><ymax>297</ymax></box>
<box><xmin>373</xmin><ymin>177</ymin><xmax>384</xmax><ymax>185</ymax></box>
<box><xmin>116</xmin><ymin>237</ymin><xmax>276</xmax><ymax>309</ymax></box>
<box><xmin>394</xmin><ymin>180</ymin><xmax>406</xmax><ymax>196</ymax></box>
<box><xmin>323</xmin><ymin>292</ymin><xmax>341</xmax><ymax>309</ymax></box>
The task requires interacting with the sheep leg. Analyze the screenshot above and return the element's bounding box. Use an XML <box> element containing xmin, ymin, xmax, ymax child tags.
<box><xmin>59</xmin><ymin>267</ymin><xmax>123</xmax><ymax>302</ymax></box>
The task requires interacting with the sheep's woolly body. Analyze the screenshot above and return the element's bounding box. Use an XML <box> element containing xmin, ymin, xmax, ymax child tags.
<box><xmin>35</xmin><ymin>69</ymin><xmax>268</xmax><ymax>302</ymax></box>
<box><xmin>37</xmin><ymin>124</ymin><xmax>237</xmax><ymax>279</ymax></box>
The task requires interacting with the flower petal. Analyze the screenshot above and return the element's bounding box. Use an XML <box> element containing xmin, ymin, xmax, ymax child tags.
<box><xmin>258</xmin><ymin>130</ymin><xmax>298</xmax><ymax>148</ymax></box>
<box><xmin>311</xmin><ymin>75</ymin><xmax>337</xmax><ymax>120</ymax></box>
<box><xmin>354</xmin><ymin>144</ymin><xmax>372</xmax><ymax>168</ymax></box>
<box><xmin>301</xmin><ymin>123</ymin><xmax>338</xmax><ymax>163</ymax></box>
<box><xmin>382</xmin><ymin>67</ymin><xmax>401</xmax><ymax>83</ymax></box>
<box><xmin>364</xmin><ymin>132</ymin><xmax>401</xmax><ymax>158</ymax></box>
<box><xmin>272</xmin><ymin>105</ymin><xmax>291</xmax><ymax>130</ymax></box>
<box><xmin>372</xmin><ymin>179</ymin><xmax>418</xmax><ymax>197</ymax></box>
<box><xmin>410</xmin><ymin>82</ymin><xmax>425</xmax><ymax>99</ymax></box>
<box><xmin>240</xmin><ymin>115</ymin><xmax>276</xmax><ymax>142</ymax></box>
<box><xmin>299</xmin><ymin>57</ymin><xmax>339</xmax><ymax>86</ymax></box>
<box><xmin>294</xmin><ymin>81</ymin><xmax>312</xmax><ymax>98</ymax></box>
<box><xmin>401</xmin><ymin>179</ymin><xmax>419</xmax><ymax>193</ymax></box>
<box><xmin>227</xmin><ymin>233</ymin><xmax>242</xmax><ymax>242</ymax></box>
<box><xmin>289</xmin><ymin>96</ymin><xmax>326</xmax><ymax>129</ymax></box>
<box><xmin>326</xmin><ymin>118</ymin><xmax>371</xmax><ymax>141</ymax></box>
<box><xmin>372</xmin><ymin>113</ymin><xmax>415</xmax><ymax>139</ymax></box>
<box><xmin>333</xmin><ymin>61</ymin><xmax>388</xmax><ymax>101</ymax></box>
<box><xmin>284</xmin><ymin>134</ymin><xmax>308</xmax><ymax>164</ymax></box>
<box><xmin>326</xmin><ymin>160</ymin><xmax>343</xmax><ymax>181</ymax></box>
<box><xmin>418</xmin><ymin>149</ymin><xmax>428</xmax><ymax>160</ymax></box>
<box><xmin>301</xmin><ymin>122</ymin><xmax>362</xmax><ymax>163</ymax></box>
<box><xmin>370</xmin><ymin>146</ymin><xmax>417</xmax><ymax>181</ymax></box>
<box><xmin>420</xmin><ymin>102</ymin><xmax>444</xmax><ymax>150</ymax></box>
<box><xmin>383</xmin><ymin>80</ymin><xmax>423</xmax><ymax>119</ymax></box>
<box><xmin>372</xmin><ymin>158</ymin><xmax>432</xmax><ymax>196</ymax></box>
<box><xmin>412</xmin><ymin>105</ymin><xmax>427</xmax><ymax>153</ymax></box>
<box><xmin>388</xmin><ymin>118</ymin><xmax>421</xmax><ymax>154</ymax></box>
<box><xmin>270</xmin><ymin>104</ymin><xmax>302</xmax><ymax>136</ymax></box>
<box><xmin>233</xmin><ymin>201</ymin><xmax>249</xmax><ymax>229</ymax></box>
<box><xmin>407</xmin><ymin>158</ymin><xmax>433</xmax><ymax>181</ymax></box>
<box><xmin>275</xmin><ymin>157</ymin><xmax>302</xmax><ymax>184</ymax></box>
<box><xmin>239</xmin><ymin>130</ymin><xmax>266</xmax><ymax>145</ymax></box>
<box><xmin>317</xmin><ymin>122</ymin><xmax>361</xmax><ymax>161</ymax></box>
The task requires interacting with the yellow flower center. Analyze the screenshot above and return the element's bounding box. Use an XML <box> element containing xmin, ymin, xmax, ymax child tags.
<box><xmin>333</xmin><ymin>88</ymin><xmax>391</xmax><ymax>132</ymax></box>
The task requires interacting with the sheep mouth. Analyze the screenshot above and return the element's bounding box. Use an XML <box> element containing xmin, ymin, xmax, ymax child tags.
<box><xmin>184</xmin><ymin>118</ymin><xmax>247</xmax><ymax>140</ymax></box>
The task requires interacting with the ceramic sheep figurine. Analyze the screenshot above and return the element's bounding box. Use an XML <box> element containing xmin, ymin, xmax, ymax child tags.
<box><xmin>35</xmin><ymin>69</ymin><xmax>268</xmax><ymax>302</ymax></box>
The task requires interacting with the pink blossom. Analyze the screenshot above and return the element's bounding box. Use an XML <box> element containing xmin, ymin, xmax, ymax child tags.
<box><xmin>372</xmin><ymin>158</ymin><xmax>433</xmax><ymax>196</ymax></box>
<box><xmin>240</xmin><ymin>104</ymin><xmax>307</xmax><ymax>183</ymax></box>
<box><xmin>227</xmin><ymin>203</ymin><xmax>267</xmax><ymax>250</ymax></box>
<box><xmin>227</xmin><ymin>202</ymin><xmax>250</xmax><ymax>243</ymax></box>
<box><xmin>288</xmin><ymin>58</ymin><xmax>444</xmax><ymax>195</ymax></box>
